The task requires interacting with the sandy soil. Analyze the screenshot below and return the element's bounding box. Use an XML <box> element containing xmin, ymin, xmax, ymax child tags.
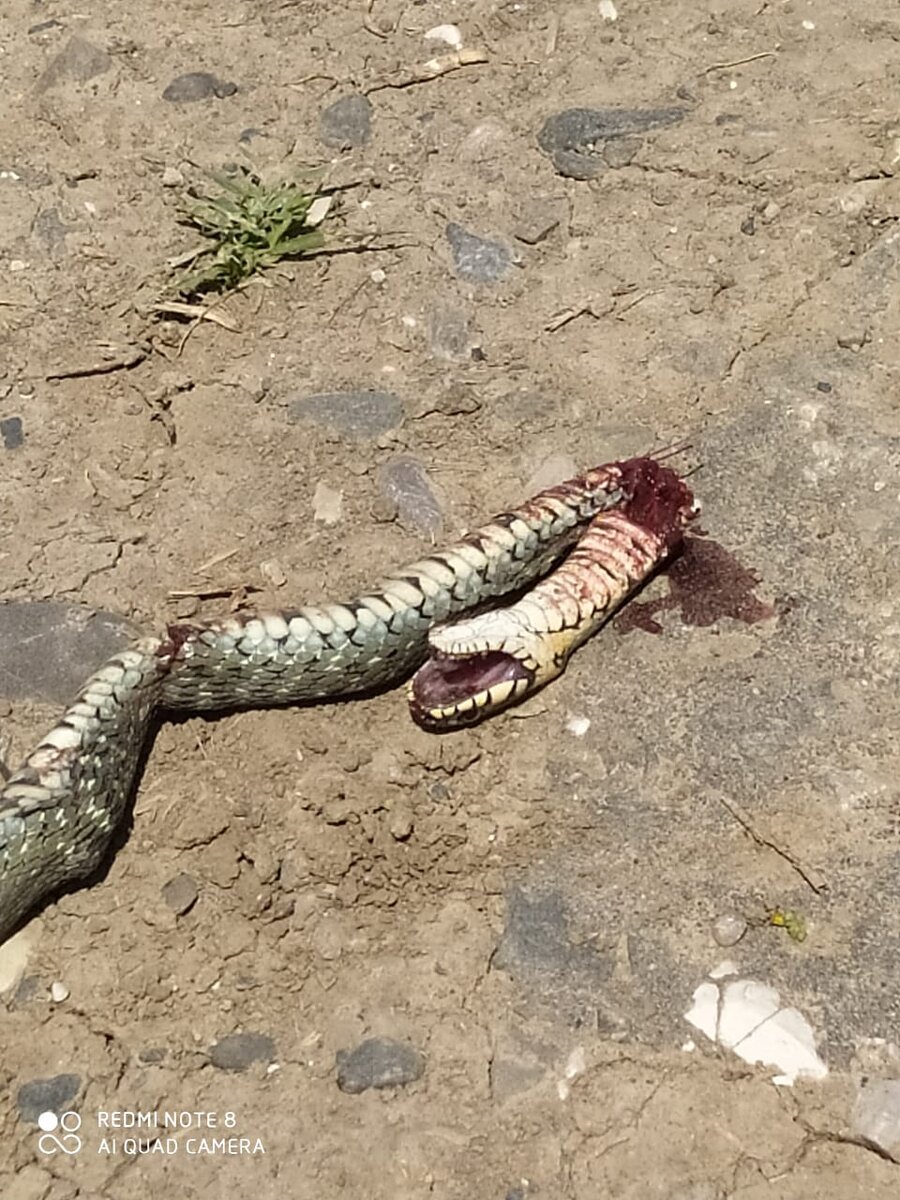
<box><xmin>3</xmin><ymin>1</ymin><xmax>900</xmax><ymax>1196</ymax></box>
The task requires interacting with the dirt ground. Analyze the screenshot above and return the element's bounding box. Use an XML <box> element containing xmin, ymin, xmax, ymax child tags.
<box><xmin>3</xmin><ymin>0</ymin><xmax>900</xmax><ymax>1196</ymax></box>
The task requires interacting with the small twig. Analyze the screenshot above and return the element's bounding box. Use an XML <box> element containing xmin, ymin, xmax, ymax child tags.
<box><xmin>194</xmin><ymin>548</ymin><xmax>239</xmax><ymax>576</ymax></box>
<box><xmin>151</xmin><ymin>300</ymin><xmax>240</xmax><ymax>333</ymax></box>
<box><xmin>168</xmin><ymin>585</ymin><xmax>260</xmax><ymax>601</ymax></box>
<box><xmin>545</xmin><ymin>301</ymin><xmax>609</xmax><ymax>333</ymax></box>
<box><xmin>362</xmin><ymin>0</ymin><xmax>395</xmax><ymax>39</ymax></box>
<box><xmin>702</xmin><ymin>50</ymin><xmax>778</xmax><ymax>73</ymax></box>
<box><xmin>614</xmin><ymin>289</ymin><xmax>665</xmax><ymax>318</ymax></box>
<box><xmin>46</xmin><ymin>343</ymin><xmax>148</xmax><ymax>381</ymax></box>
<box><xmin>365</xmin><ymin>48</ymin><xmax>488</xmax><ymax>94</ymax></box>
<box><xmin>718</xmin><ymin>795</ymin><xmax>827</xmax><ymax>894</ymax></box>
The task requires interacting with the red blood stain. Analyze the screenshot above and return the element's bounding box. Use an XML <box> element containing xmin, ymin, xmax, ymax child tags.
<box><xmin>614</xmin><ymin>536</ymin><xmax>775</xmax><ymax>634</ymax></box>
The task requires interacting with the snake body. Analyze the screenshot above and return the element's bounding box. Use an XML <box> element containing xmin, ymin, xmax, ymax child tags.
<box><xmin>0</xmin><ymin>462</ymin><xmax>638</xmax><ymax>943</ymax></box>
<box><xmin>409</xmin><ymin>457</ymin><xmax>697</xmax><ymax>726</ymax></box>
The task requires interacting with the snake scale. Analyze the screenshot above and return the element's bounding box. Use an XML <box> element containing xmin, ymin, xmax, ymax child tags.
<box><xmin>0</xmin><ymin>456</ymin><xmax>695</xmax><ymax>944</ymax></box>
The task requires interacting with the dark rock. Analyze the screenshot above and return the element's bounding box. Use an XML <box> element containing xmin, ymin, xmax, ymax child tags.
<box><xmin>162</xmin><ymin>72</ymin><xmax>238</xmax><ymax>103</ymax></box>
<box><xmin>239</xmin><ymin>127</ymin><xmax>265</xmax><ymax>144</ymax></box>
<box><xmin>377</xmin><ymin>457</ymin><xmax>443</xmax><ymax>536</ymax></box>
<box><xmin>36</xmin><ymin>36</ymin><xmax>111</xmax><ymax>91</ymax></box>
<box><xmin>17</xmin><ymin>1074</ymin><xmax>81</xmax><ymax>1123</ymax></box>
<box><xmin>287</xmin><ymin>389</ymin><xmax>403</xmax><ymax>438</ymax></box>
<box><xmin>0</xmin><ymin>602</ymin><xmax>137</xmax><ymax>704</ymax></box>
<box><xmin>816</xmin><ymin>381</ymin><xmax>833</xmax><ymax>393</ymax></box>
<box><xmin>12</xmin><ymin>975</ymin><xmax>41</xmax><ymax>1007</ymax></box>
<box><xmin>319</xmin><ymin>93</ymin><xmax>373</xmax><ymax>149</ymax></box>
<box><xmin>336</xmin><ymin>1037</ymin><xmax>425</xmax><ymax>1094</ymax></box>
<box><xmin>537</xmin><ymin>106</ymin><xmax>684</xmax><ymax>179</ymax></box>
<box><xmin>446</xmin><ymin>223</ymin><xmax>513</xmax><ymax>283</ymax></box>
<box><xmin>1</xmin><ymin>416</ymin><xmax>24</xmax><ymax>450</ymax></box>
<box><xmin>209</xmin><ymin>1032</ymin><xmax>276</xmax><ymax>1072</ymax></box>
<box><xmin>161</xmin><ymin>873</ymin><xmax>199</xmax><ymax>915</ymax></box>
<box><xmin>493</xmin><ymin>887</ymin><xmax>607</xmax><ymax>983</ymax></box>
<box><xmin>137</xmin><ymin>1047</ymin><xmax>167</xmax><ymax>1064</ymax></box>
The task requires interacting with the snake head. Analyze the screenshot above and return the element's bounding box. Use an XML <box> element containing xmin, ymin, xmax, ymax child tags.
<box><xmin>407</xmin><ymin>608</ymin><xmax>565</xmax><ymax>730</ymax></box>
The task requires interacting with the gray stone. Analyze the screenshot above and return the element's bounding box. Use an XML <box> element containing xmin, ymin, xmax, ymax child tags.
<box><xmin>537</xmin><ymin>106</ymin><xmax>684</xmax><ymax>179</ymax></box>
<box><xmin>287</xmin><ymin>389</ymin><xmax>403</xmax><ymax>438</ymax></box>
<box><xmin>32</xmin><ymin>208</ymin><xmax>71</xmax><ymax>257</ymax></box>
<box><xmin>162</xmin><ymin>72</ymin><xmax>238</xmax><ymax>103</ymax></box>
<box><xmin>428</xmin><ymin>304</ymin><xmax>473</xmax><ymax>361</ymax></box>
<box><xmin>336</xmin><ymin>1037</ymin><xmax>425</xmax><ymax>1094</ymax></box>
<box><xmin>446</xmin><ymin>223</ymin><xmax>513</xmax><ymax>283</ymax></box>
<box><xmin>852</xmin><ymin>1079</ymin><xmax>900</xmax><ymax>1160</ymax></box>
<box><xmin>209</xmin><ymin>1032</ymin><xmax>276</xmax><ymax>1072</ymax></box>
<box><xmin>1</xmin><ymin>416</ymin><xmax>24</xmax><ymax>450</ymax></box>
<box><xmin>36</xmin><ymin>37</ymin><xmax>111</xmax><ymax>91</ymax></box>
<box><xmin>0</xmin><ymin>602</ymin><xmax>137</xmax><ymax>704</ymax></box>
<box><xmin>377</xmin><ymin>457</ymin><xmax>443</xmax><ymax>536</ymax></box>
<box><xmin>492</xmin><ymin>887</ymin><xmax>608</xmax><ymax>993</ymax></box>
<box><xmin>137</xmin><ymin>1047</ymin><xmax>167</xmax><ymax>1064</ymax></box>
<box><xmin>319</xmin><ymin>93</ymin><xmax>373</xmax><ymax>148</ymax></box>
<box><xmin>512</xmin><ymin>198</ymin><xmax>562</xmax><ymax>245</ymax></box>
<box><xmin>17</xmin><ymin>1074</ymin><xmax>81</xmax><ymax>1123</ymax></box>
<box><xmin>161</xmin><ymin>873</ymin><xmax>199</xmax><ymax>915</ymax></box>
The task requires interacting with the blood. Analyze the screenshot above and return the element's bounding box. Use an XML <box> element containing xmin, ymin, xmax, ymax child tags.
<box><xmin>614</xmin><ymin>536</ymin><xmax>776</xmax><ymax>634</ymax></box>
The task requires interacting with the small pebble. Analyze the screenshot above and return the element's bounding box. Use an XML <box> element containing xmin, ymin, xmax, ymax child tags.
<box><xmin>424</xmin><ymin>24</ymin><xmax>463</xmax><ymax>49</ymax></box>
<box><xmin>712</xmin><ymin>913</ymin><xmax>747</xmax><ymax>947</ymax></box>
<box><xmin>287</xmin><ymin>390</ymin><xmax>403</xmax><ymax>439</ymax></box>
<box><xmin>36</xmin><ymin>36</ymin><xmax>111</xmax><ymax>91</ymax></box>
<box><xmin>428</xmin><ymin>304</ymin><xmax>472</xmax><ymax>362</ymax></box>
<box><xmin>377</xmin><ymin>457</ymin><xmax>443</xmax><ymax>536</ymax></box>
<box><xmin>598</xmin><ymin>0</ymin><xmax>618</xmax><ymax>19</ymax></box>
<box><xmin>853</xmin><ymin>1080</ymin><xmax>900</xmax><ymax>1158</ymax></box>
<box><xmin>209</xmin><ymin>1032</ymin><xmax>276</xmax><ymax>1072</ymax></box>
<box><xmin>49</xmin><ymin>981</ymin><xmax>69</xmax><ymax>1003</ymax></box>
<box><xmin>319</xmin><ymin>93</ymin><xmax>373</xmax><ymax>149</ymax></box>
<box><xmin>1</xmin><ymin>416</ymin><xmax>24</xmax><ymax>450</ymax></box>
<box><xmin>17</xmin><ymin>1074</ymin><xmax>81</xmax><ymax>1123</ymax></box>
<box><xmin>161</xmin><ymin>873</ymin><xmax>199</xmax><ymax>915</ymax></box>
<box><xmin>336</xmin><ymin>1037</ymin><xmax>425</xmax><ymax>1094</ymax></box>
<box><xmin>312</xmin><ymin>481</ymin><xmax>344</xmax><ymax>526</ymax></box>
<box><xmin>837</xmin><ymin>329</ymin><xmax>869</xmax><ymax>351</ymax></box>
<box><xmin>446</xmin><ymin>222</ymin><xmax>513</xmax><ymax>283</ymax></box>
<box><xmin>566</xmin><ymin>715</ymin><xmax>591</xmax><ymax>737</ymax></box>
<box><xmin>162</xmin><ymin>72</ymin><xmax>237</xmax><ymax>103</ymax></box>
<box><xmin>161</xmin><ymin>166</ymin><xmax>185</xmax><ymax>188</ymax></box>
<box><xmin>537</xmin><ymin>106</ymin><xmax>684</xmax><ymax>179</ymax></box>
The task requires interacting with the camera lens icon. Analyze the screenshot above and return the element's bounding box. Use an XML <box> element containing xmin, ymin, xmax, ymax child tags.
<box><xmin>37</xmin><ymin>1110</ymin><xmax>82</xmax><ymax>1154</ymax></box>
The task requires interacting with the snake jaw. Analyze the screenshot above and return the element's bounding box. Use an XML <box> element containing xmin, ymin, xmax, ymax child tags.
<box><xmin>407</xmin><ymin>613</ymin><xmax>560</xmax><ymax>729</ymax></box>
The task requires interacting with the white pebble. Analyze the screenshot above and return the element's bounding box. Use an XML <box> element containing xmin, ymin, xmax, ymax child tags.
<box><xmin>50</xmin><ymin>981</ymin><xmax>70</xmax><ymax>1003</ymax></box>
<box><xmin>370</xmin><ymin>267</ymin><xmax>387</xmax><ymax>284</ymax></box>
<box><xmin>712</xmin><ymin>913</ymin><xmax>747</xmax><ymax>947</ymax></box>
<box><xmin>312</xmin><ymin>482</ymin><xmax>343</xmax><ymax>526</ymax></box>
<box><xmin>802</xmin><ymin>19</ymin><xmax>815</xmax><ymax>30</ymax></box>
<box><xmin>9</xmin><ymin>259</ymin><xmax>26</xmax><ymax>272</ymax></box>
<box><xmin>566</xmin><ymin>715</ymin><xmax>591</xmax><ymax>737</ymax></box>
<box><xmin>598</xmin><ymin>0</ymin><xmax>618</xmax><ymax>20</ymax></box>
<box><xmin>424</xmin><ymin>24</ymin><xmax>463</xmax><ymax>50</ymax></box>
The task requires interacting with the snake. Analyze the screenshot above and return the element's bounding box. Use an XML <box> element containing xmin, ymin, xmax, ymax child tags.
<box><xmin>0</xmin><ymin>455</ymin><xmax>695</xmax><ymax>944</ymax></box>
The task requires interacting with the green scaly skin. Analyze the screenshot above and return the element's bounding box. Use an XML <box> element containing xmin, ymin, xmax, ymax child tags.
<box><xmin>0</xmin><ymin>465</ymin><xmax>626</xmax><ymax>942</ymax></box>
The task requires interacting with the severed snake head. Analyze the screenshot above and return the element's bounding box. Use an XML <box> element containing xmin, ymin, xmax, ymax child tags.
<box><xmin>408</xmin><ymin>455</ymin><xmax>698</xmax><ymax>730</ymax></box>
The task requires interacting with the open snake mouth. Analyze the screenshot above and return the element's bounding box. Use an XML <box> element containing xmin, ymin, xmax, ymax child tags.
<box><xmin>409</xmin><ymin>649</ymin><xmax>532</xmax><ymax>728</ymax></box>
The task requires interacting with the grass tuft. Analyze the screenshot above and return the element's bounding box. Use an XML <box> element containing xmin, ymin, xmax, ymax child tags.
<box><xmin>173</xmin><ymin>166</ymin><xmax>328</xmax><ymax>297</ymax></box>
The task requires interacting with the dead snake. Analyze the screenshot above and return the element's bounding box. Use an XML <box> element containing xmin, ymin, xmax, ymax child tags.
<box><xmin>0</xmin><ymin>456</ymin><xmax>695</xmax><ymax>943</ymax></box>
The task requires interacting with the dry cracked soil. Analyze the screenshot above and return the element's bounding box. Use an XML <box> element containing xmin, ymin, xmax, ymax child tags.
<box><xmin>2</xmin><ymin>1</ymin><xmax>900</xmax><ymax>1198</ymax></box>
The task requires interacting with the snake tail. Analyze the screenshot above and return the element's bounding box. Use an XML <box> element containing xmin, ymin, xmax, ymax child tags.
<box><xmin>407</xmin><ymin>457</ymin><xmax>698</xmax><ymax>728</ymax></box>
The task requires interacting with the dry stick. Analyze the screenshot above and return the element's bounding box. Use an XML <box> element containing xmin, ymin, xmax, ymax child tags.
<box><xmin>702</xmin><ymin>50</ymin><xmax>778</xmax><ymax>73</ymax></box>
<box><xmin>46</xmin><ymin>343</ymin><xmax>148</xmax><ymax>381</ymax></box>
<box><xmin>365</xmin><ymin>49</ymin><xmax>488</xmax><ymax>94</ymax></box>
<box><xmin>717</xmin><ymin>794</ymin><xmax>828</xmax><ymax>894</ymax></box>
